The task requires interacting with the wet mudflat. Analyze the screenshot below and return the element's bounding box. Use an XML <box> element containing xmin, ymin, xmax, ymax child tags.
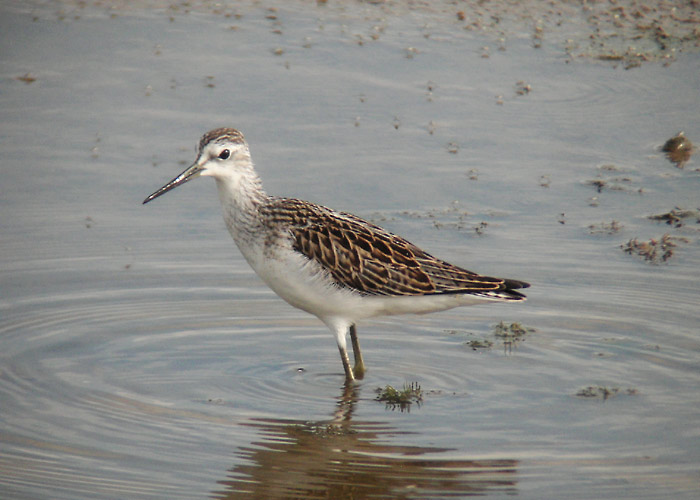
<box><xmin>1</xmin><ymin>1</ymin><xmax>699</xmax><ymax>498</ymax></box>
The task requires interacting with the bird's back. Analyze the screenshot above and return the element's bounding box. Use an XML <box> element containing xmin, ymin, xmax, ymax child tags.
<box><xmin>260</xmin><ymin>198</ymin><xmax>529</xmax><ymax>301</ymax></box>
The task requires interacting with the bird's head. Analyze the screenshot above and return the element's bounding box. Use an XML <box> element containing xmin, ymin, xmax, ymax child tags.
<box><xmin>143</xmin><ymin>128</ymin><xmax>251</xmax><ymax>204</ymax></box>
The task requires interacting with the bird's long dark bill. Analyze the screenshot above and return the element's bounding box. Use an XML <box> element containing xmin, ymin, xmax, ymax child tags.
<box><xmin>143</xmin><ymin>163</ymin><xmax>203</xmax><ymax>204</ymax></box>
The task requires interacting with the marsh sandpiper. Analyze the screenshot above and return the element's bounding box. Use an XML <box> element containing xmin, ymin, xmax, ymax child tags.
<box><xmin>144</xmin><ymin>128</ymin><xmax>529</xmax><ymax>381</ymax></box>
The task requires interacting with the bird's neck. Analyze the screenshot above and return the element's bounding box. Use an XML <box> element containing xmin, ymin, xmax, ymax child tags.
<box><xmin>215</xmin><ymin>164</ymin><xmax>269</xmax><ymax>247</ymax></box>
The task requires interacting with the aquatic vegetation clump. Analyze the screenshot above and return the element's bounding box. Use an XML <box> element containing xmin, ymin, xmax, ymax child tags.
<box><xmin>588</xmin><ymin>220</ymin><xmax>623</xmax><ymax>234</ymax></box>
<box><xmin>648</xmin><ymin>207</ymin><xmax>700</xmax><ymax>228</ymax></box>
<box><xmin>375</xmin><ymin>382</ymin><xmax>423</xmax><ymax>412</ymax></box>
<box><xmin>465</xmin><ymin>339</ymin><xmax>494</xmax><ymax>350</ymax></box>
<box><xmin>493</xmin><ymin>321</ymin><xmax>535</xmax><ymax>339</ymax></box>
<box><xmin>621</xmin><ymin>234</ymin><xmax>688</xmax><ymax>263</ymax></box>
<box><xmin>576</xmin><ymin>386</ymin><xmax>638</xmax><ymax>400</ymax></box>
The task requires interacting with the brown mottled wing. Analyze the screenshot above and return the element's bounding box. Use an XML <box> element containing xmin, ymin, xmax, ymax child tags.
<box><xmin>263</xmin><ymin>198</ymin><xmax>528</xmax><ymax>297</ymax></box>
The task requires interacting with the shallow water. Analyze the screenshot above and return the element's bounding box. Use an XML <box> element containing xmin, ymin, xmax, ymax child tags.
<box><xmin>1</xmin><ymin>1</ymin><xmax>700</xmax><ymax>499</ymax></box>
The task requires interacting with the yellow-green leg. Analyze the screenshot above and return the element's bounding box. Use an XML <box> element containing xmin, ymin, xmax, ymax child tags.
<box><xmin>349</xmin><ymin>324</ymin><xmax>365</xmax><ymax>379</ymax></box>
<box><xmin>338</xmin><ymin>344</ymin><xmax>355</xmax><ymax>381</ymax></box>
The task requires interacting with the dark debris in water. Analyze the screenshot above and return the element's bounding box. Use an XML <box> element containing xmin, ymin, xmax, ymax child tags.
<box><xmin>383</xmin><ymin>201</ymin><xmax>479</xmax><ymax>233</ymax></box>
<box><xmin>491</xmin><ymin>321</ymin><xmax>535</xmax><ymax>353</ymax></box>
<box><xmin>447</xmin><ymin>326</ymin><xmax>525</xmax><ymax>351</ymax></box>
<box><xmin>661</xmin><ymin>132</ymin><xmax>694</xmax><ymax>168</ymax></box>
<box><xmin>562</xmin><ymin>1</ymin><xmax>700</xmax><ymax>68</ymax></box>
<box><xmin>16</xmin><ymin>72</ymin><xmax>37</xmax><ymax>84</ymax></box>
<box><xmin>493</xmin><ymin>321</ymin><xmax>535</xmax><ymax>339</ymax></box>
<box><xmin>514</xmin><ymin>80</ymin><xmax>531</xmax><ymax>96</ymax></box>
<box><xmin>473</xmin><ymin>221</ymin><xmax>489</xmax><ymax>235</ymax></box>
<box><xmin>465</xmin><ymin>339</ymin><xmax>494</xmax><ymax>350</ymax></box>
<box><xmin>375</xmin><ymin>382</ymin><xmax>423</xmax><ymax>412</ymax></box>
<box><xmin>30</xmin><ymin>0</ymin><xmax>700</xmax><ymax>69</ymax></box>
<box><xmin>621</xmin><ymin>234</ymin><xmax>688</xmax><ymax>263</ymax></box>
<box><xmin>588</xmin><ymin>220</ymin><xmax>623</xmax><ymax>235</ymax></box>
<box><xmin>585</xmin><ymin>164</ymin><xmax>643</xmax><ymax>195</ymax></box>
<box><xmin>585</xmin><ymin>177</ymin><xmax>636</xmax><ymax>193</ymax></box>
<box><xmin>648</xmin><ymin>207</ymin><xmax>700</xmax><ymax>228</ymax></box>
<box><xmin>586</xmin><ymin>179</ymin><xmax>607</xmax><ymax>193</ymax></box>
<box><xmin>443</xmin><ymin>322</ymin><xmax>534</xmax><ymax>353</ymax></box>
<box><xmin>576</xmin><ymin>386</ymin><xmax>638</xmax><ymax>400</ymax></box>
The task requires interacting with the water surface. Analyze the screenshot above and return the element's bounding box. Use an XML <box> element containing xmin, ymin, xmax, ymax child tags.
<box><xmin>1</xmin><ymin>1</ymin><xmax>699</xmax><ymax>498</ymax></box>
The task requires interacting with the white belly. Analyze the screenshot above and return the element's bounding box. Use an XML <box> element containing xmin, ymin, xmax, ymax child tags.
<box><xmin>240</xmin><ymin>242</ymin><xmax>494</xmax><ymax>324</ymax></box>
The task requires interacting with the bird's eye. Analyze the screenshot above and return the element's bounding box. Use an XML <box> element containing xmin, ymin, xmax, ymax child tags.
<box><xmin>218</xmin><ymin>149</ymin><xmax>230</xmax><ymax>160</ymax></box>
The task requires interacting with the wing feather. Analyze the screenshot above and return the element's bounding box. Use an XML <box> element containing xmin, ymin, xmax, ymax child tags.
<box><xmin>261</xmin><ymin>198</ymin><xmax>529</xmax><ymax>298</ymax></box>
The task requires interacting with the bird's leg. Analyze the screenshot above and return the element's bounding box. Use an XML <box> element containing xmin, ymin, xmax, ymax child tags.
<box><xmin>349</xmin><ymin>324</ymin><xmax>366</xmax><ymax>379</ymax></box>
<box><xmin>338</xmin><ymin>344</ymin><xmax>355</xmax><ymax>382</ymax></box>
<box><xmin>330</xmin><ymin>320</ymin><xmax>358</xmax><ymax>382</ymax></box>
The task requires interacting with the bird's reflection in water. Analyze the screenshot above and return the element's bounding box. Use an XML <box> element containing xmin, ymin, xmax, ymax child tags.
<box><xmin>212</xmin><ymin>383</ymin><xmax>517</xmax><ymax>499</ymax></box>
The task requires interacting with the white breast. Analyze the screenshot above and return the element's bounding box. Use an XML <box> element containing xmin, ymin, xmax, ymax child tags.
<box><xmin>238</xmin><ymin>236</ymin><xmax>496</xmax><ymax>325</ymax></box>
